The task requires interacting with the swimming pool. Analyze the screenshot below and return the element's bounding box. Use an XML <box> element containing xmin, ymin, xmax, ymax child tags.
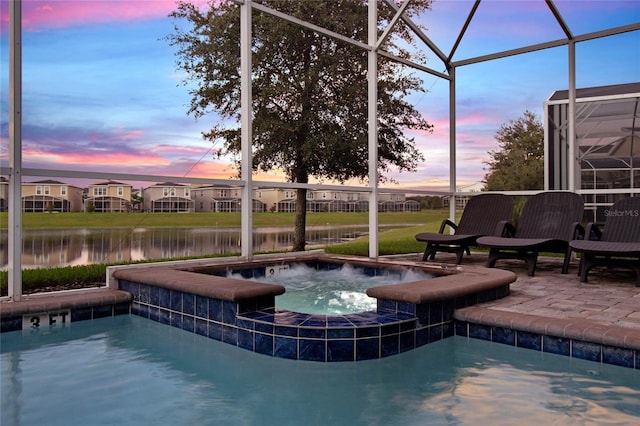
<box><xmin>2</xmin><ymin>315</ymin><xmax>639</xmax><ymax>425</ymax></box>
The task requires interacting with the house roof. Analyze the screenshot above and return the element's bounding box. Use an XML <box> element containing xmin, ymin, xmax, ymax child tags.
<box><xmin>149</xmin><ymin>182</ymin><xmax>188</xmax><ymax>187</ymax></box>
<box><xmin>548</xmin><ymin>82</ymin><xmax>640</xmax><ymax>102</ymax></box>
<box><xmin>91</xmin><ymin>180</ymin><xmax>130</xmax><ymax>186</ymax></box>
<box><xmin>25</xmin><ymin>179</ymin><xmax>67</xmax><ymax>185</ymax></box>
<box><xmin>547</xmin><ymin>82</ymin><xmax>640</xmax><ymax>168</ymax></box>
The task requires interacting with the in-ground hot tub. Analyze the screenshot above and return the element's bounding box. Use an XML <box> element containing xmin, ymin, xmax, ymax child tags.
<box><xmin>202</xmin><ymin>260</ymin><xmax>437</xmax><ymax>315</ymax></box>
<box><xmin>110</xmin><ymin>252</ymin><xmax>516</xmax><ymax>362</ymax></box>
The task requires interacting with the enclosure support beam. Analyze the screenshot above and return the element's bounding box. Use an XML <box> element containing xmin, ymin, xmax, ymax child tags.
<box><xmin>368</xmin><ymin>0</ymin><xmax>379</xmax><ymax>259</ymax></box>
<box><xmin>8</xmin><ymin>0</ymin><xmax>23</xmax><ymax>301</ymax></box>
<box><xmin>240</xmin><ymin>0</ymin><xmax>253</xmax><ymax>259</ymax></box>
<box><xmin>567</xmin><ymin>40</ymin><xmax>577</xmax><ymax>192</ymax></box>
<box><xmin>449</xmin><ymin>66</ymin><xmax>457</xmax><ymax>226</ymax></box>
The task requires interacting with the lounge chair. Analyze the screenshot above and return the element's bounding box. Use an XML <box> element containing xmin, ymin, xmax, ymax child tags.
<box><xmin>477</xmin><ymin>192</ymin><xmax>584</xmax><ymax>276</ymax></box>
<box><xmin>415</xmin><ymin>193</ymin><xmax>513</xmax><ymax>264</ymax></box>
<box><xmin>569</xmin><ymin>196</ymin><xmax>640</xmax><ymax>286</ymax></box>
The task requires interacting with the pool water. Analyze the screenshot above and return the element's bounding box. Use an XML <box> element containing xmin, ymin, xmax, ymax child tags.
<box><xmin>2</xmin><ymin>316</ymin><xmax>639</xmax><ymax>425</ymax></box>
<box><xmin>228</xmin><ymin>262</ymin><xmax>433</xmax><ymax>315</ymax></box>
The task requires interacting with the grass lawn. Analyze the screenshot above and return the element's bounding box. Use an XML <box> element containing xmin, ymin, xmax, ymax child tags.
<box><xmin>325</xmin><ymin>224</ymin><xmax>441</xmax><ymax>256</ymax></box>
<box><xmin>0</xmin><ymin>210</ymin><xmax>449</xmax><ymax>229</ymax></box>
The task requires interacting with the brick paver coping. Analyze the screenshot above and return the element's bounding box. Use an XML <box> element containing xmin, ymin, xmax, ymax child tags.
<box><xmin>455</xmin><ymin>306</ymin><xmax>640</xmax><ymax>351</ymax></box>
<box><xmin>113</xmin><ymin>267</ymin><xmax>286</xmax><ymax>302</ymax></box>
<box><xmin>1</xmin><ymin>288</ymin><xmax>132</xmax><ymax>319</ymax></box>
<box><xmin>112</xmin><ymin>253</ymin><xmax>517</xmax><ymax>305</ymax></box>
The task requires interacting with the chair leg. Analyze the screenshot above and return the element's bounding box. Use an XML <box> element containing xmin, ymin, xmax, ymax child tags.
<box><xmin>423</xmin><ymin>243</ymin><xmax>439</xmax><ymax>261</ymax></box>
<box><xmin>579</xmin><ymin>253</ymin><xmax>593</xmax><ymax>282</ymax></box>
<box><xmin>577</xmin><ymin>255</ymin><xmax>585</xmax><ymax>278</ymax></box>
<box><xmin>526</xmin><ymin>251</ymin><xmax>538</xmax><ymax>277</ymax></box>
<box><xmin>455</xmin><ymin>248</ymin><xmax>464</xmax><ymax>265</ymax></box>
<box><xmin>422</xmin><ymin>244</ymin><xmax>432</xmax><ymax>261</ymax></box>
<box><xmin>561</xmin><ymin>248</ymin><xmax>572</xmax><ymax>274</ymax></box>
<box><xmin>486</xmin><ymin>249</ymin><xmax>499</xmax><ymax>268</ymax></box>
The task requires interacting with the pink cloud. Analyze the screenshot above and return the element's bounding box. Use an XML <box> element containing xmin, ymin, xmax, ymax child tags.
<box><xmin>154</xmin><ymin>144</ymin><xmax>211</xmax><ymax>157</ymax></box>
<box><xmin>456</xmin><ymin>112</ymin><xmax>496</xmax><ymax>127</ymax></box>
<box><xmin>183</xmin><ymin>161</ymin><xmax>238</xmax><ymax>179</ymax></box>
<box><xmin>23</xmin><ymin>146</ymin><xmax>171</xmax><ymax>167</ymax></box>
<box><xmin>87</xmin><ymin>129</ymin><xmax>145</xmax><ymax>144</ymax></box>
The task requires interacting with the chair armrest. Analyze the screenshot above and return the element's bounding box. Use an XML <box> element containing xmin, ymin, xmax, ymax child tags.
<box><xmin>572</xmin><ymin>222</ymin><xmax>585</xmax><ymax>240</ymax></box>
<box><xmin>585</xmin><ymin>222</ymin><xmax>603</xmax><ymax>241</ymax></box>
<box><xmin>493</xmin><ymin>220</ymin><xmax>511</xmax><ymax>237</ymax></box>
<box><xmin>438</xmin><ymin>219</ymin><xmax>458</xmax><ymax>234</ymax></box>
<box><xmin>501</xmin><ymin>222</ymin><xmax>516</xmax><ymax>237</ymax></box>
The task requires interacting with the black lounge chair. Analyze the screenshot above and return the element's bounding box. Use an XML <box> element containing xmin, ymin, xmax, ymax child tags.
<box><xmin>477</xmin><ymin>192</ymin><xmax>584</xmax><ymax>276</ymax></box>
<box><xmin>569</xmin><ymin>196</ymin><xmax>640</xmax><ymax>286</ymax></box>
<box><xmin>415</xmin><ymin>193</ymin><xmax>513</xmax><ymax>264</ymax></box>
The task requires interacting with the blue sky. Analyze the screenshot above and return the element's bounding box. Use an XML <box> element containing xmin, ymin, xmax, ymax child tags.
<box><xmin>1</xmin><ymin>0</ymin><xmax>639</xmax><ymax>191</ymax></box>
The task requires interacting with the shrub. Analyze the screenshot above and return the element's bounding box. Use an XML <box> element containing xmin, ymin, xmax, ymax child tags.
<box><xmin>0</xmin><ymin>264</ymin><xmax>107</xmax><ymax>296</ymax></box>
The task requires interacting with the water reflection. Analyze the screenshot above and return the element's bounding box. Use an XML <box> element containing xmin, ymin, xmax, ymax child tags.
<box><xmin>0</xmin><ymin>226</ymin><xmax>373</xmax><ymax>269</ymax></box>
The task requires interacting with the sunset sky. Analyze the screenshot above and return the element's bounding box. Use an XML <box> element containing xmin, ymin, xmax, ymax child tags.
<box><xmin>1</xmin><ymin>0</ymin><xmax>639</xmax><ymax>192</ymax></box>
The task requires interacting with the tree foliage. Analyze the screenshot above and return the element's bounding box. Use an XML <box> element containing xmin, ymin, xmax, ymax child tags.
<box><xmin>484</xmin><ymin>110</ymin><xmax>544</xmax><ymax>191</ymax></box>
<box><xmin>168</xmin><ymin>0</ymin><xmax>433</xmax><ymax>250</ymax></box>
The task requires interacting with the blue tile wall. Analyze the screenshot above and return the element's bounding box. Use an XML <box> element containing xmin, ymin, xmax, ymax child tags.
<box><xmin>274</xmin><ymin>336</ymin><xmax>297</xmax><ymax>359</ymax></box>
<box><xmin>572</xmin><ymin>340</ymin><xmax>602</xmax><ymax>362</ymax></box>
<box><xmin>518</xmin><ymin>331</ymin><xmax>542</xmax><ymax>351</ymax></box>
<box><xmin>602</xmin><ymin>346</ymin><xmax>635</xmax><ymax>369</ymax></box>
<box><xmin>122</xmin><ymin>279</ymin><xmax>429</xmax><ymax>362</ymax></box>
<box><xmin>328</xmin><ymin>339</ymin><xmax>354</xmax><ymax>361</ymax></box>
<box><xmin>491</xmin><ymin>326</ymin><xmax>515</xmax><ymax>346</ymax></box>
<box><xmin>0</xmin><ymin>317</ymin><xmax>22</xmax><ymax>333</ymax></box>
<box><xmin>469</xmin><ymin>323</ymin><xmax>492</xmax><ymax>341</ymax></box>
<box><xmin>543</xmin><ymin>335</ymin><xmax>570</xmax><ymax>356</ymax></box>
<box><xmin>255</xmin><ymin>332</ymin><xmax>274</xmax><ymax>356</ymax></box>
<box><xmin>1</xmin><ymin>299</ymin><xmax>131</xmax><ymax>333</ymax></box>
<box><xmin>455</xmin><ymin>321</ymin><xmax>638</xmax><ymax>370</ymax></box>
<box><xmin>1</xmin><ymin>272</ymin><xmax>514</xmax><ymax>364</ymax></box>
<box><xmin>113</xmin><ymin>275</ymin><xmax>513</xmax><ymax>362</ymax></box>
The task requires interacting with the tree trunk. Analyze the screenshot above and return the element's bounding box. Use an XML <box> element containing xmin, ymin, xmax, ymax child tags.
<box><xmin>292</xmin><ymin>187</ymin><xmax>307</xmax><ymax>252</ymax></box>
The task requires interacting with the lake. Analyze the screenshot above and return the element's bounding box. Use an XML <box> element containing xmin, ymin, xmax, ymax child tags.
<box><xmin>0</xmin><ymin>226</ymin><xmax>379</xmax><ymax>269</ymax></box>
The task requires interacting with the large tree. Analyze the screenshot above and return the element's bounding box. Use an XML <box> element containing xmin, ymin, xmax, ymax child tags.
<box><xmin>484</xmin><ymin>110</ymin><xmax>544</xmax><ymax>191</ymax></box>
<box><xmin>168</xmin><ymin>0</ymin><xmax>432</xmax><ymax>251</ymax></box>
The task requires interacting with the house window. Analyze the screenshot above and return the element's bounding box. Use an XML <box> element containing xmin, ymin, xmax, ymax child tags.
<box><xmin>257</xmin><ymin>191</ymin><xmax>262</xmax><ymax>198</ymax></box>
<box><xmin>93</xmin><ymin>187</ymin><xmax>107</xmax><ymax>196</ymax></box>
<box><xmin>307</xmin><ymin>192</ymin><xmax>314</xmax><ymax>200</ymax></box>
<box><xmin>44</xmin><ymin>186</ymin><xmax>50</xmax><ymax>195</ymax></box>
<box><xmin>60</xmin><ymin>186</ymin><xmax>67</xmax><ymax>196</ymax></box>
<box><xmin>35</xmin><ymin>186</ymin><xmax>42</xmax><ymax>195</ymax></box>
<box><xmin>184</xmin><ymin>188</ymin><xmax>190</xmax><ymax>197</ymax></box>
<box><xmin>117</xmin><ymin>186</ymin><xmax>123</xmax><ymax>196</ymax></box>
<box><xmin>163</xmin><ymin>187</ymin><xmax>176</xmax><ymax>197</ymax></box>
<box><xmin>220</xmin><ymin>189</ymin><xmax>228</xmax><ymax>197</ymax></box>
